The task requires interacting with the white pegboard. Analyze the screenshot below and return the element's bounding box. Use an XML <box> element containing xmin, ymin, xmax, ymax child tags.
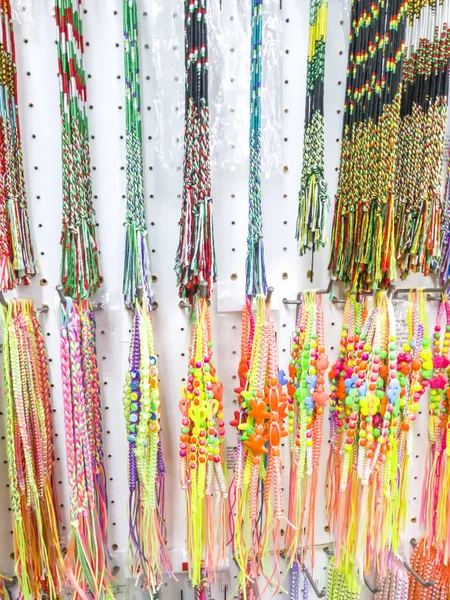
<box><xmin>0</xmin><ymin>1</ymin><xmax>444</xmax><ymax>599</ymax></box>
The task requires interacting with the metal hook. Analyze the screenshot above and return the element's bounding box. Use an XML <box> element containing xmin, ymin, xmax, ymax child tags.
<box><xmin>363</xmin><ymin>575</ymin><xmax>382</xmax><ymax>594</ymax></box>
<box><xmin>323</xmin><ymin>546</ymin><xmax>335</xmax><ymax>556</ymax></box>
<box><xmin>4</xmin><ymin>576</ymin><xmax>17</xmax><ymax>589</ymax></box>
<box><xmin>199</xmin><ymin>281</ymin><xmax>208</xmax><ymax>299</ymax></box>
<box><xmin>393</xmin><ymin>280</ymin><xmax>449</xmax><ymax>300</ymax></box>
<box><xmin>56</xmin><ymin>284</ymin><xmax>66</xmax><ymax>304</ymax></box>
<box><xmin>395</xmin><ymin>541</ymin><xmax>436</xmax><ymax>588</ymax></box>
<box><xmin>283</xmin><ymin>279</ymin><xmax>335</xmax><ymax>306</ymax></box>
<box><xmin>0</xmin><ymin>292</ymin><xmax>7</xmax><ymax>307</ymax></box>
<box><xmin>137</xmin><ymin>287</ymin><xmax>143</xmax><ymax>304</ymax></box>
<box><xmin>303</xmin><ymin>567</ymin><xmax>326</xmax><ymax>598</ymax></box>
<box><xmin>266</xmin><ymin>286</ymin><xmax>274</xmax><ymax>304</ymax></box>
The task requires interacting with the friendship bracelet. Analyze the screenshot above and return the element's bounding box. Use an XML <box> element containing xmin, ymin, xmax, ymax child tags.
<box><xmin>59</xmin><ymin>298</ymin><xmax>113</xmax><ymax>599</ymax></box>
<box><xmin>296</xmin><ymin>0</ymin><xmax>328</xmax><ymax>265</ymax></box>
<box><xmin>246</xmin><ymin>0</ymin><xmax>267</xmax><ymax>297</ymax></box>
<box><xmin>55</xmin><ymin>0</ymin><xmax>101</xmax><ymax>299</ymax></box>
<box><xmin>1</xmin><ymin>299</ymin><xmax>63</xmax><ymax>598</ymax></box>
<box><xmin>122</xmin><ymin>0</ymin><xmax>153</xmax><ymax>308</ymax></box>
<box><xmin>175</xmin><ymin>0</ymin><xmax>217</xmax><ymax>300</ymax></box>
<box><xmin>395</xmin><ymin>0</ymin><xmax>450</xmax><ymax>278</ymax></box>
<box><xmin>0</xmin><ymin>0</ymin><xmax>36</xmax><ymax>290</ymax></box>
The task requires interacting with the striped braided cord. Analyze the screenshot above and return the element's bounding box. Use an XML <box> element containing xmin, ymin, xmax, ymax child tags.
<box><xmin>59</xmin><ymin>297</ymin><xmax>113</xmax><ymax>599</ymax></box>
<box><xmin>0</xmin><ymin>0</ymin><xmax>36</xmax><ymax>290</ymax></box>
<box><xmin>55</xmin><ymin>0</ymin><xmax>101</xmax><ymax>299</ymax></box>
<box><xmin>122</xmin><ymin>0</ymin><xmax>153</xmax><ymax>309</ymax></box>
<box><xmin>246</xmin><ymin>0</ymin><xmax>267</xmax><ymax>297</ymax></box>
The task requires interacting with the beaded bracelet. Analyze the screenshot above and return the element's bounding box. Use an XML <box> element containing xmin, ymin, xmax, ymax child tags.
<box><xmin>179</xmin><ymin>297</ymin><xmax>227</xmax><ymax>587</ymax></box>
<box><xmin>394</xmin><ymin>290</ymin><xmax>428</xmax><ymax>548</ymax></box>
<box><xmin>327</xmin><ymin>292</ymin><xmax>401</xmax><ymax>575</ymax></box>
<box><xmin>123</xmin><ymin>301</ymin><xmax>172</xmax><ymax>592</ymax></box>
<box><xmin>286</xmin><ymin>291</ymin><xmax>329</xmax><ymax>567</ymax></box>
<box><xmin>421</xmin><ymin>295</ymin><xmax>450</xmax><ymax>560</ymax></box>
<box><xmin>230</xmin><ymin>295</ymin><xmax>287</xmax><ymax>596</ymax></box>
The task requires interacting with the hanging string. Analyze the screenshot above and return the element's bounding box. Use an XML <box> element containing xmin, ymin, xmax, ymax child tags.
<box><xmin>123</xmin><ymin>301</ymin><xmax>173</xmax><ymax>593</ymax></box>
<box><xmin>286</xmin><ymin>291</ymin><xmax>329</xmax><ymax>569</ymax></box>
<box><xmin>329</xmin><ymin>0</ymin><xmax>407</xmax><ymax>291</ymax></box>
<box><xmin>59</xmin><ymin>298</ymin><xmax>113</xmax><ymax>599</ymax></box>
<box><xmin>246</xmin><ymin>0</ymin><xmax>267</xmax><ymax>297</ymax></box>
<box><xmin>178</xmin><ymin>297</ymin><xmax>227</xmax><ymax>587</ymax></box>
<box><xmin>0</xmin><ymin>0</ymin><xmax>36</xmax><ymax>291</ymax></box>
<box><xmin>296</xmin><ymin>0</ymin><xmax>328</xmax><ymax>267</ymax></box>
<box><xmin>230</xmin><ymin>296</ymin><xmax>288</xmax><ymax>597</ymax></box>
<box><xmin>175</xmin><ymin>0</ymin><xmax>217</xmax><ymax>301</ymax></box>
<box><xmin>122</xmin><ymin>0</ymin><xmax>152</xmax><ymax>309</ymax></box>
<box><xmin>1</xmin><ymin>299</ymin><xmax>64</xmax><ymax>599</ymax></box>
<box><xmin>55</xmin><ymin>0</ymin><xmax>101</xmax><ymax>299</ymax></box>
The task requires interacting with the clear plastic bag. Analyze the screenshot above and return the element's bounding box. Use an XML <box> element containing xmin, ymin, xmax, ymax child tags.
<box><xmin>151</xmin><ymin>0</ymin><xmax>282</xmax><ymax>178</ymax></box>
<box><xmin>11</xmin><ymin>0</ymin><xmax>32</xmax><ymax>23</ymax></box>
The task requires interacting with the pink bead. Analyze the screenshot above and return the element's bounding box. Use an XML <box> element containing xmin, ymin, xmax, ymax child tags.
<box><xmin>199</xmin><ymin>439</ymin><xmax>205</xmax><ymax>446</ymax></box>
<box><xmin>180</xmin><ymin>443</ymin><xmax>187</xmax><ymax>449</ymax></box>
<box><xmin>362</xmin><ymin>353</ymin><xmax>369</xmax><ymax>361</ymax></box>
<box><xmin>199</xmin><ymin>430</ymin><xmax>205</xmax><ymax>436</ymax></box>
<box><xmin>204</xmin><ymin>356</ymin><xmax>210</xmax><ymax>363</ymax></box>
<box><xmin>373</xmin><ymin>355</ymin><xmax>380</xmax><ymax>364</ymax></box>
<box><xmin>219</xmin><ymin>428</ymin><xmax>225</xmax><ymax>436</ymax></box>
<box><xmin>387</xmin><ymin>405</ymin><xmax>393</xmax><ymax>412</ymax></box>
<box><xmin>436</xmin><ymin>325</ymin><xmax>442</xmax><ymax>332</ymax></box>
<box><xmin>182</xmin><ymin>418</ymin><xmax>189</xmax><ymax>426</ymax></box>
<box><xmin>188</xmin><ymin>376</ymin><xmax>194</xmax><ymax>383</ymax></box>
<box><xmin>214</xmin><ymin>456</ymin><xmax>220</xmax><ymax>463</ymax></box>
<box><xmin>190</xmin><ymin>445</ymin><xmax>196</xmax><ymax>452</ymax></box>
<box><xmin>370</xmin><ymin>374</ymin><xmax>377</xmax><ymax>382</ymax></box>
<box><xmin>190</xmin><ymin>463</ymin><xmax>197</xmax><ymax>469</ymax></box>
<box><xmin>194</xmin><ymin>389</ymin><xmax>200</xmax><ymax>396</ymax></box>
<box><xmin>219</xmin><ymin>420</ymin><xmax>225</xmax><ymax>427</ymax></box>
<box><xmin>349</xmin><ymin>422</ymin><xmax>356</xmax><ymax>429</ymax></box>
<box><xmin>414</xmin><ymin>393</ymin><xmax>420</xmax><ymax>401</ymax></box>
<box><xmin>206</xmin><ymin>383</ymin><xmax>213</xmax><ymax>390</ymax></box>
<box><xmin>187</xmin><ymin>385</ymin><xmax>194</xmax><ymax>392</ymax></box>
<box><xmin>410</xmin><ymin>414</ymin><xmax>416</xmax><ymax>421</ymax></box>
<box><xmin>179</xmin><ymin>450</ymin><xmax>187</xmax><ymax>457</ymax></box>
<box><xmin>306</xmin><ymin>431</ymin><xmax>312</xmax><ymax>438</ymax></box>
<box><xmin>199</xmin><ymin>448</ymin><xmax>206</xmax><ymax>454</ymax></box>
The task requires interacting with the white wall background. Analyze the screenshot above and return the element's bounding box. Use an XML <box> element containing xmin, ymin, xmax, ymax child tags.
<box><xmin>0</xmin><ymin>0</ymin><xmax>444</xmax><ymax>598</ymax></box>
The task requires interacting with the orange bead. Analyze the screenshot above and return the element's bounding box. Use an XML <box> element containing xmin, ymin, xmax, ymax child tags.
<box><xmin>270</xmin><ymin>378</ymin><xmax>278</xmax><ymax>387</ymax></box>
<box><xmin>411</xmin><ymin>360</ymin><xmax>421</xmax><ymax>371</ymax></box>
<box><xmin>401</xmin><ymin>365</ymin><xmax>411</xmax><ymax>376</ymax></box>
<box><xmin>359</xmin><ymin>439</ymin><xmax>367</xmax><ymax>447</ymax></box>
<box><xmin>369</xmin><ymin>382</ymin><xmax>376</xmax><ymax>391</ymax></box>
<box><xmin>401</xmin><ymin>422</ymin><xmax>409</xmax><ymax>431</ymax></box>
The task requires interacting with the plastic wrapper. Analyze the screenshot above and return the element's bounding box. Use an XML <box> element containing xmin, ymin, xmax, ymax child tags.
<box><xmin>11</xmin><ymin>0</ymin><xmax>32</xmax><ymax>22</ymax></box>
<box><xmin>151</xmin><ymin>0</ymin><xmax>282</xmax><ymax>177</ymax></box>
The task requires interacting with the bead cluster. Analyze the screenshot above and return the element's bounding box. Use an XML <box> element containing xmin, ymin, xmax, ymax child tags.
<box><xmin>123</xmin><ymin>302</ymin><xmax>172</xmax><ymax>593</ymax></box>
<box><xmin>178</xmin><ymin>297</ymin><xmax>227</xmax><ymax>587</ymax></box>
<box><xmin>287</xmin><ymin>291</ymin><xmax>329</xmax><ymax>564</ymax></box>
<box><xmin>230</xmin><ymin>295</ymin><xmax>287</xmax><ymax>595</ymax></box>
<box><xmin>422</xmin><ymin>296</ymin><xmax>450</xmax><ymax>560</ymax></box>
<box><xmin>327</xmin><ymin>292</ymin><xmax>403</xmax><ymax>575</ymax></box>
